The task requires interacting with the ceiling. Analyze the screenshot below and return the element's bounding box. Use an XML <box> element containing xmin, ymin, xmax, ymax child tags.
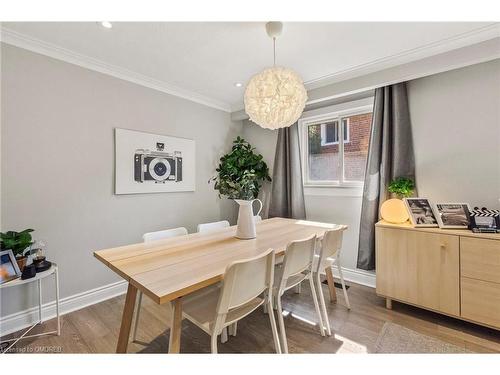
<box><xmin>2</xmin><ymin>22</ymin><xmax>499</xmax><ymax>112</ymax></box>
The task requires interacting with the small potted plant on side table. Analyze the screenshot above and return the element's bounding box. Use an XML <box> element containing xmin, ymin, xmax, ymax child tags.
<box><xmin>212</xmin><ymin>136</ymin><xmax>271</xmax><ymax>239</ymax></box>
<box><xmin>0</xmin><ymin>229</ymin><xmax>34</xmax><ymax>271</ymax></box>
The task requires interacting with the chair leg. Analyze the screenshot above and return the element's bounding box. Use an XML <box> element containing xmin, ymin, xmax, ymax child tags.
<box><xmin>132</xmin><ymin>291</ymin><xmax>143</xmax><ymax>342</ymax></box>
<box><xmin>211</xmin><ymin>334</ymin><xmax>218</xmax><ymax>354</ymax></box>
<box><xmin>229</xmin><ymin>322</ymin><xmax>238</xmax><ymax>336</ymax></box>
<box><xmin>221</xmin><ymin>327</ymin><xmax>228</xmax><ymax>343</ymax></box>
<box><xmin>337</xmin><ymin>261</ymin><xmax>351</xmax><ymax>310</ymax></box>
<box><xmin>263</xmin><ymin>303</ymin><xmax>268</xmax><ymax>314</ymax></box>
<box><xmin>294</xmin><ymin>283</ymin><xmax>302</xmax><ymax>294</ymax></box>
<box><xmin>308</xmin><ymin>275</ymin><xmax>325</xmax><ymax>337</ymax></box>
<box><xmin>315</xmin><ymin>273</ymin><xmax>331</xmax><ymax>336</ymax></box>
<box><xmin>267</xmin><ymin>301</ymin><xmax>281</xmax><ymax>354</ymax></box>
<box><xmin>276</xmin><ymin>297</ymin><xmax>288</xmax><ymax>354</ymax></box>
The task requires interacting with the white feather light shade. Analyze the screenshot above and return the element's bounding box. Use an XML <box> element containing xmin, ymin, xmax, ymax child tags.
<box><xmin>244</xmin><ymin>66</ymin><xmax>307</xmax><ymax>129</ymax></box>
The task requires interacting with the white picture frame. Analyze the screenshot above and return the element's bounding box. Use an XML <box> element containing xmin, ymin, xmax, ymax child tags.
<box><xmin>0</xmin><ymin>249</ymin><xmax>22</xmax><ymax>284</ymax></box>
<box><xmin>403</xmin><ymin>198</ymin><xmax>439</xmax><ymax>227</ymax></box>
<box><xmin>115</xmin><ymin>128</ymin><xmax>196</xmax><ymax>195</ymax></box>
<box><xmin>433</xmin><ymin>203</ymin><xmax>471</xmax><ymax>229</ymax></box>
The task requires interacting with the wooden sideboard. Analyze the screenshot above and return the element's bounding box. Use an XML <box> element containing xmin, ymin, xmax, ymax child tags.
<box><xmin>375</xmin><ymin>220</ymin><xmax>500</xmax><ymax>330</ymax></box>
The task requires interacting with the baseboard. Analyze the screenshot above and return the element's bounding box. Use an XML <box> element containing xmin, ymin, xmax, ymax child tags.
<box><xmin>0</xmin><ymin>280</ymin><xmax>128</xmax><ymax>337</ymax></box>
<box><xmin>329</xmin><ymin>266</ymin><xmax>376</xmax><ymax>289</ymax></box>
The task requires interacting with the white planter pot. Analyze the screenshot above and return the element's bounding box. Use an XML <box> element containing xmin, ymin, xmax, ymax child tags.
<box><xmin>235</xmin><ymin>199</ymin><xmax>263</xmax><ymax>239</ymax></box>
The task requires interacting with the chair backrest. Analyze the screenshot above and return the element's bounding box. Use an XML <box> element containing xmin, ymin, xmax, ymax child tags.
<box><xmin>315</xmin><ymin>226</ymin><xmax>346</xmax><ymax>270</ymax></box>
<box><xmin>279</xmin><ymin>235</ymin><xmax>317</xmax><ymax>288</ymax></box>
<box><xmin>216</xmin><ymin>248</ymin><xmax>275</xmax><ymax>314</ymax></box>
<box><xmin>197</xmin><ymin>220</ymin><xmax>230</xmax><ymax>233</ymax></box>
<box><xmin>143</xmin><ymin>227</ymin><xmax>188</xmax><ymax>243</ymax></box>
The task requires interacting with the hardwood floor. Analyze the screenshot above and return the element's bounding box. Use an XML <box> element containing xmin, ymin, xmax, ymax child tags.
<box><xmin>3</xmin><ymin>280</ymin><xmax>499</xmax><ymax>353</ymax></box>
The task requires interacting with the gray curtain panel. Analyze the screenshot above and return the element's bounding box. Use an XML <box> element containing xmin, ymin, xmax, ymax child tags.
<box><xmin>269</xmin><ymin>123</ymin><xmax>306</xmax><ymax>219</ymax></box>
<box><xmin>357</xmin><ymin>82</ymin><xmax>416</xmax><ymax>270</ymax></box>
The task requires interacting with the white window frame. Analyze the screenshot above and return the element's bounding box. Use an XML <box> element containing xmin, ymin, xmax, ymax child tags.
<box><xmin>299</xmin><ymin>105</ymin><xmax>373</xmax><ymax>188</ymax></box>
<box><xmin>319</xmin><ymin>119</ymin><xmax>350</xmax><ymax>146</ymax></box>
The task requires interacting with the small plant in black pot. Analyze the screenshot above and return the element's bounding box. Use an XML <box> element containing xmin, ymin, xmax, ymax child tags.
<box><xmin>0</xmin><ymin>229</ymin><xmax>34</xmax><ymax>270</ymax></box>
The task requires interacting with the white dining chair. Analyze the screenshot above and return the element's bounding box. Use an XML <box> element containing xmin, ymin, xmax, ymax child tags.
<box><xmin>133</xmin><ymin>226</ymin><xmax>188</xmax><ymax>342</ymax></box>
<box><xmin>254</xmin><ymin>215</ymin><xmax>262</xmax><ymax>222</ymax></box>
<box><xmin>273</xmin><ymin>235</ymin><xmax>325</xmax><ymax>353</ymax></box>
<box><xmin>142</xmin><ymin>226</ymin><xmax>188</xmax><ymax>242</ymax></box>
<box><xmin>197</xmin><ymin>220</ymin><xmax>230</xmax><ymax>233</ymax></box>
<box><xmin>181</xmin><ymin>248</ymin><xmax>281</xmax><ymax>353</ymax></box>
<box><xmin>313</xmin><ymin>226</ymin><xmax>350</xmax><ymax>337</ymax></box>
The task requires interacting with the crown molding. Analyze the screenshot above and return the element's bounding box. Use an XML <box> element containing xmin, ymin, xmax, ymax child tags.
<box><xmin>0</xmin><ymin>27</ymin><xmax>232</xmax><ymax>113</ymax></box>
<box><xmin>3</xmin><ymin>24</ymin><xmax>498</xmax><ymax>115</ymax></box>
<box><xmin>303</xmin><ymin>23</ymin><xmax>500</xmax><ymax>90</ymax></box>
<box><xmin>230</xmin><ymin>23</ymin><xmax>500</xmax><ymax>112</ymax></box>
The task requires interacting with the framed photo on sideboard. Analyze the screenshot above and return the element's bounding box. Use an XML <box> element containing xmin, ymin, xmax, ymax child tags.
<box><xmin>403</xmin><ymin>198</ymin><xmax>439</xmax><ymax>227</ymax></box>
<box><xmin>433</xmin><ymin>203</ymin><xmax>471</xmax><ymax>229</ymax></box>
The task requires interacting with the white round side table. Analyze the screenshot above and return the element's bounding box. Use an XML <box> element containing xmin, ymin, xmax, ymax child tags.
<box><xmin>0</xmin><ymin>264</ymin><xmax>60</xmax><ymax>353</ymax></box>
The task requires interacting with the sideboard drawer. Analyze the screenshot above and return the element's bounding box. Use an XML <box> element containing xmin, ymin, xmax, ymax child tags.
<box><xmin>461</xmin><ymin>277</ymin><xmax>500</xmax><ymax>329</ymax></box>
<box><xmin>461</xmin><ymin>237</ymin><xmax>500</xmax><ymax>284</ymax></box>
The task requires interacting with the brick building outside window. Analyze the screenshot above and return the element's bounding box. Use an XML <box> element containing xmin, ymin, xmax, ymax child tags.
<box><xmin>302</xmin><ymin>109</ymin><xmax>373</xmax><ymax>185</ymax></box>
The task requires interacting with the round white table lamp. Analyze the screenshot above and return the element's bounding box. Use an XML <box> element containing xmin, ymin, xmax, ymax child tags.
<box><xmin>380</xmin><ymin>198</ymin><xmax>409</xmax><ymax>224</ymax></box>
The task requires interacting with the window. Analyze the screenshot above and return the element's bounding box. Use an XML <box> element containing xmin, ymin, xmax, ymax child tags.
<box><xmin>300</xmin><ymin>106</ymin><xmax>373</xmax><ymax>186</ymax></box>
<box><xmin>320</xmin><ymin>119</ymin><xmax>349</xmax><ymax>146</ymax></box>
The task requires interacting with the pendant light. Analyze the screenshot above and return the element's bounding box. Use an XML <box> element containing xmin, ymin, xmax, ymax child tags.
<box><xmin>244</xmin><ymin>22</ymin><xmax>308</xmax><ymax>130</ymax></box>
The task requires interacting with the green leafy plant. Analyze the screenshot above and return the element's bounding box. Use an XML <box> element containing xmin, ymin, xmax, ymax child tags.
<box><xmin>212</xmin><ymin>136</ymin><xmax>271</xmax><ymax>200</ymax></box>
<box><xmin>0</xmin><ymin>229</ymin><xmax>34</xmax><ymax>258</ymax></box>
<box><xmin>388</xmin><ymin>177</ymin><xmax>415</xmax><ymax>198</ymax></box>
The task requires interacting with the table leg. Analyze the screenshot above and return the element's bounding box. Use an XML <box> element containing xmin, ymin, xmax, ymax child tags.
<box><xmin>116</xmin><ymin>283</ymin><xmax>137</xmax><ymax>353</ymax></box>
<box><xmin>325</xmin><ymin>267</ymin><xmax>337</xmax><ymax>303</ymax></box>
<box><xmin>168</xmin><ymin>298</ymin><xmax>182</xmax><ymax>353</ymax></box>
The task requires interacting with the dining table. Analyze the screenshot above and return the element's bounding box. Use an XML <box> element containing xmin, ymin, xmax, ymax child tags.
<box><xmin>93</xmin><ymin>217</ymin><xmax>343</xmax><ymax>353</ymax></box>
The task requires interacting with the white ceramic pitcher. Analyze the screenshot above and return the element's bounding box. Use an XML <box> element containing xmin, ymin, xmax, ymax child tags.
<box><xmin>235</xmin><ymin>199</ymin><xmax>263</xmax><ymax>239</ymax></box>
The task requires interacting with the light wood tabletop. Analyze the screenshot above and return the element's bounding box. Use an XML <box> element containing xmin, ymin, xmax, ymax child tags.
<box><xmin>94</xmin><ymin>217</ymin><xmax>345</xmax><ymax>353</ymax></box>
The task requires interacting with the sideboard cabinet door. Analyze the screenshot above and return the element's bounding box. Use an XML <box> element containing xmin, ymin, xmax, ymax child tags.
<box><xmin>376</xmin><ymin>227</ymin><xmax>460</xmax><ymax>316</ymax></box>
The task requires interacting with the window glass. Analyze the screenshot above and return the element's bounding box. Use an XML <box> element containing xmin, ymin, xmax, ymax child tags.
<box><xmin>307</xmin><ymin>123</ymin><xmax>339</xmax><ymax>181</ymax></box>
<box><xmin>303</xmin><ymin>109</ymin><xmax>372</xmax><ymax>185</ymax></box>
<box><xmin>343</xmin><ymin>113</ymin><xmax>372</xmax><ymax>181</ymax></box>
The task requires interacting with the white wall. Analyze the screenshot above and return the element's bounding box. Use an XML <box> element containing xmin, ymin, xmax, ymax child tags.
<box><xmin>409</xmin><ymin>59</ymin><xmax>500</xmax><ymax>208</ymax></box>
<box><xmin>243</xmin><ymin>59</ymin><xmax>500</xmax><ymax>283</ymax></box>
<box><xmin>0</xmin><ymin>44</ymin><xmax>241</xmax><ymax>317</ymax></box>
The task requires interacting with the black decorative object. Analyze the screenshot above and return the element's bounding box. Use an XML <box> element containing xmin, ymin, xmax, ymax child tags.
<box><xmin>34</xmin><ymin>259</ymin><xmax>52</xmax><ymax>273</ymax></box>
<box><xmin>21</xmin><ymin>264</ymin><xmax>36</xmax><ymax>280</ymax></box>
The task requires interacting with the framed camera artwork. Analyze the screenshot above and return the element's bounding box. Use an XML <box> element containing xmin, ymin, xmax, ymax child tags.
<box><xmin>115</xmin><ymin>128</ymin><xmax>195</xmax><ymax>194</ymax></box>
<box><xmin>433</xmin><ymin>203</ymin><xmax>471</xmax><ymax>229</ymax></box>
<box><xmin>403</xmin><ymin>198</ymin><xmax>439</xmax><ymax>227</ymax></box>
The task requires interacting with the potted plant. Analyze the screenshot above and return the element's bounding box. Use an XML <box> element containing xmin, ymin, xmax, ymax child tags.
<box><xmin>388</xmin><ymin>177</ymin><xmax>415</xmax><ymax>199</ymax></box>
<box><xmin>212</xmin><ymin>136</ymin><xmax>271</xmax><ymax>239</ymax></box>
<box><xmin>0</xmin><ymin>229</ymin><xmax>34</xmax><ymax>271</ymax></box>
<box><xmin>380</xmin><ymin>177</ymin><xmax>415</xmax><ymax>224</ymax></box>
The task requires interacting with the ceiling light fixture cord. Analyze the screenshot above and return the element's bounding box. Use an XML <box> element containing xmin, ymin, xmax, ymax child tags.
<box><xmin>273</xmin><ymin>37</ymin><xmax>276</xmax><ymax>66</ymax></box>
